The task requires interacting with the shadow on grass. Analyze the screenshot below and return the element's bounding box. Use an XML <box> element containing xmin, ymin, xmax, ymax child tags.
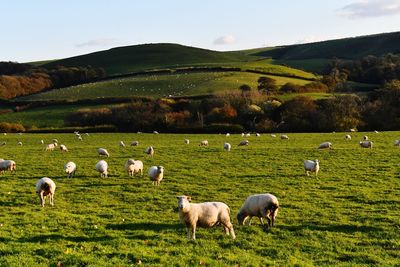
<box><xmin>18</xmin><ymin>234</ymin><xmax>114</xmax><ymax>243</ymax></box>
<box><xmin>280</xmin><ymin>224</ymin><xmax>381</xmax><ymax>233</ymax></box>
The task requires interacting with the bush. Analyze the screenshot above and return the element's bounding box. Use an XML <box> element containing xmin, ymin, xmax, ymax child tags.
<box><xmin>0</xmin><ymin>122</ymin><xmax>26</xmax><ymax>133</ymax></box>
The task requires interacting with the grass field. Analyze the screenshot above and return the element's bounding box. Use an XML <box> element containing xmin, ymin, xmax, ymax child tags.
<box><xmin>17</xmin><ymin>72</ymin><xmax>312</xmax><ymax>101</ymax></box>
<box><xmin>0</xmin><ymin>132</ymin><xmax>399</xmax><ymax>266</ymax></box>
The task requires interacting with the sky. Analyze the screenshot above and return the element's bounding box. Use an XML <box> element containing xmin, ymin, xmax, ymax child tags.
<box><xmin>2</xmin><ymin>0</ymin><xmax>400</xmax><ymax>62</ymax></box>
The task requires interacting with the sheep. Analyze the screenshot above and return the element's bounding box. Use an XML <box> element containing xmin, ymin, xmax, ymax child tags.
<box><xmin>17</xmin><ymin>141</ymin><xmax>22</xmax><ymax>146</ymax></box>
<box><xmin>98</xmin><ymin>148</ymin><xmax>109</xmax><ymax>157</ymax></box>
<box><xmin>363</xmin><ymin>135</ymin><xmax>369</xmax><ymax>141</ymax></box>
<box><xmin>148</xmin><ymin>166</ymin><xmax>164</xmax><ymax>186</ymax></box>
<box><xmin>241</xmin><ymin>133</ymin><xmax>245</xmax><ymax>137</ymax></box>
<box><xmin>374</xmin><ymin>130</ymin><xmax>379</xmax><ymax>133</ymax></box>
<box><xmin>119</xmin><ymin>141</ymin><xmax>126</xmax><ymax>147</ymax></box>
<box><xmin>237</xmin><ymin>193</ymin><xmax>279</xmax><ymax>228</ymax></box>
<box><xmin>360</xmin><ymin>141</ymin><xmax>373</xmax><ymax>148</ymax></box>
<box><xmin>238</xmin><ymin>140</ymin><xmax>249</xmax><ymax>146</ymax></box>
<box><xmin>345</xmin><ymin>134</ymin><xmax>352</xmax><ymax>140</ymax></box>
<box><xmin>64</xmin><ymin>161</ymin><xmax>76</xmax><ymax>178</ymax></box>
<box><xmin>177</xmin><ymin>195</ymin><xmax>236</xmax><ymax>240</ymax></box>
<box><xmin>125</xmin><ymin>159</ymin><xmax>143</xmax><ymax>176</ymax></box>
<box><xmin>77</xmin><ymin>135</ymin><xmax>83</xmax><ymax>141</ymax></box>
<box><xmin>60</xmin><ymin>144</ymin><xmax>68</xmax><ymax>152</ymax></box>
<box><xmin>199</xmin><ymin>140</ymin><xmax>208</xmax><ymax>146</ymax></box>
<box><xmin>245</xmin><ymin>133</ymin><xmax>251</xmax><ymax>137</ymax></box>
<box><xmin>270</xmin><ymin>134</ymin><xmax>276</xmax><ymax>138</ymax></box>
<box><xmin>145</xmin><ymin>146</ymin><xmax>154</xmax><ymax>157</ymax></box>
<box><xmin>96</xmin><ymin>160</ymin><xmax>108</xmax><ymax>177</ymax></box>
<box><xmin>394</xmin><ymin>140</ymin><xmax>400</xmax><ymax>147</ymax></box>
<box><xmin>304</xmin><ymin>159</ymin><xmax>320</xmax><ymax>176</ymax></box>
<box><xmin>45</xmin><ymin>142</ymin><xmax>58</xmax><ymax>151</ymax></box>
<box><xmin>153</xmin><ymin>131</ymin><xmax>159</xmax><ymax>134</ymax></box>
<box><xmin>35</xmin><ymin>177</ymin><xmax>56</xmax><ymax>207</ymax></box>
<box><xmin>224</xmin><ymin>142</ymin><xmax>231</xmax><ymax>151</ymax></box>
<box><xmin>280</xmin><ymin>134</ymin><xmax>289</xmax><ymax>140</ymax></box>
<box><xmin>317</xmin><ymin>142</ymin><xmax>333</xmax><ymax>149</ymax></box>
<box><xmin>350</xmin><ymin>128</ymin><xmax>357</xmax><ymax>132</ymax></box>
<box><xmin>225</xmin><ymin>133</ymin><xmax>230</xmax><ymax>137</ymax></box>
<box><xmin>0</xmin><ymin>160</ymin><xmax>16</xmax><ymax>174</ymax></box>
<box><xmin>52</xmin><ymin>139</ymin><xmax>58</xmax><ymax>143</ymax></box>
<box><xmin>131</xmin><ymin>141</ymin><xmax>139</xmax><ymax>146</ymax></box>
<box><xmin>184</xmin><ymin>139</ymin><xmax>190</xmax><ymax>145</ymax></box>
<box><xmin>256</xmin><ymin>133</ymin><xmax>261</xmax><ymax>137</ymax></box>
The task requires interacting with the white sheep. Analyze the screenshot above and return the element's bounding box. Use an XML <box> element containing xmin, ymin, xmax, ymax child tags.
<box><xmin>17</xmin><ymin>141</ymin><xmax>22</xmax><ymax>146</ymax></box>
<box><xmin>270</xmin><ymin>134</ymin><xmax>276</xmax><ymax>138</ymax></box>
<box><xmin>394</xmin><ymin>140</ymin><xmax>400</xmax><ymax>147</ymax></box>
<box><xmin>148</xmin><ymin>166</ymin><xmax>164</xmax><ymax>186</ymax></box>
<box><xmin>145</xmin><ymin>146</ymin><xmax>154</xmax><ymax>157</ymax></box>
<box><xmin>199</xmin><ymin>140</ymin><xmax>208</xmax><ymax>146</ymax></box>
<box><xmin>125</xmin><ymin>159</ymin><xmax>143</xmax><ymax>176</ymax></box>
<box><xmin>245</xmin><ymin>133</ymin><xmax>251</xmax><ymax>137</ymax></box>
<box><xmin>60</xmin><ymin>144</ymin><xmax>68</xmax><ymax>152</ymax></box>
<box><xmin>153</xmin><ymin>131</ymin><xmax>159</xmax><ymax>134</ymax></box>
<box><xmin>64</xmin><ymin>161</ymin><xmax>76</xmax><ymax>178</ymax></box>
<box><xmin>374</xmin><ymin>130</ymin><xmax>379</xmax><ymax>133</ymax></box>
<box><xmin>237</xmin><ymin>193</ymin><xmax>279</xmax><ymax>228</ymax></box>
<box><xmin>0</xmin><ymin>160</ymin><xmax>16</xmax><ymax>174</ymax></box>
<box><xmin>131</xmin><ymin>141</ymin><xmax>139</xmax><ymax>146</ymax></box>
<box><xmin>119</xmin><ymin>141</ymin><xmax>126</xmax><ymax>147</ymax></box>
<box><xmin>280</xmin><ymin>134</ymin><xmax>289</xmax><ymax>140</ymax></box>
<box><xmin>35</xmin><ymin>177</ymin><xmax>56</xmax><ymax>207</ymax></box>
<box><xmin>241</xmin><ymin>133</ymin><xmax>245</xmax><ymax>137</ymax></box>
<box><xmin>45</xmin><ymin>142</ymin><xmax>57</xmax><ymax>151</ymax></box>
<box><xmin>184</xmin><ymin>139</ymin><xmax>190</xmax><ymax>144</ymax></box>
<box><xmin>350</xmin><ymin>128</ymin><xmax>356</xmax><ymax>132</ymax></box>
<box><xmin>360</xmin><ymin>141</ymin><xmax>373</xmax><ymax>148</ymax></box>
<box><xmin>345</xmin><ymin>135</ymin><xmax>351</xmax><ymax>140</ymax></box>
<box><xmin>177</xmin><ymin>195</ymin><xmax>236</xmax><ymax>240</ymax></box>
<box><xmin>304</xmin><ymin>159</ymin><xmax>320</xmax><ymax>176</ymax></box>
<box><xmin>77</xmin><ymin>135</ymin><xmax>83</xmax><ymax>141</ymax></box>
<box><xmin>98</xmin><ymin>148</ymin><xmax>109</xmax><ymax>157</ymax></box>
<box><xmin>226</xmin><ymin>133</ymin><xmax>230</xmax><ymax>137</ymax></box>
<box><xmin>363</xmin><ymin>135</ymin><xmax>369</xmax><ymax>141</ymax></box>
<box><xmin>317</xmin><ymin>142</ymin><xmax>332</xmax><ymax>149</ymax></box>
<box><xmin>224</xmin><ymin>142</ymin><xmax>231</xmax><ymax>151</ymax></box>
<box><xmin>256</xmin><ymin>133</ymin><xmax>261</xmax><ymax>137</ymax></box>
<box><xmin>96</xmin><ymin>160</ymin><xmax>108</xmax><ymax>177</ymax></box>
<box><xmin>238</xmin><ymin>140</ymin><xmax>249</xmax><ymax>146</ymax></box>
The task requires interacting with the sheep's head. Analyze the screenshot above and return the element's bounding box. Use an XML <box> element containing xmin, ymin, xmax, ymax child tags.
<box><xmin>177</xmin><ymin>195</ymin><xmax>191</xmax><ymax>211</ymax></box>
<box><xmin>314</xmin><ymin>159</ymin><xmax>319</xmax><ymax>164</ymax></box>
<box><xmin>237</xmin><ymin>211</ymin><xmax>247</xmax><ymax>225</ymax></box>
<box><xmin>157</xmin><ymin>166</ymin><xmax>164</xmax><ymax>173</ymax></box>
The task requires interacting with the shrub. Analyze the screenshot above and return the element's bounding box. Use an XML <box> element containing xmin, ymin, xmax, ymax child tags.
<box><xmin>0</xmin><ymin>122</ymin><xmax>26</xmax><ymax>133</ymax></box>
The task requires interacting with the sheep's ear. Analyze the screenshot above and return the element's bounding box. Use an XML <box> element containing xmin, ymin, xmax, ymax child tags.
<box><xmin>187</xmin><ymin>196</ymin><xmax>192</xmax><ymax>201</ymax></box>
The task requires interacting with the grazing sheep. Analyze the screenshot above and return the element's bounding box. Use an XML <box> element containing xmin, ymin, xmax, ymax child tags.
<box><xmin>350</xmin><ymin>128</ymin><xmax>357</xmax><ymax>132</ymax></box>
<box><xmin>60</xmin><ymin>144</ymin><xmax>68</xmax><ymax>152</ymax></box>
<box><xmin>153</xmin><ymin>131</ymin><xmax>159</xmax><ymax>134</ymax></box>
<box><xmin>125</xmin><ymin>159</ymin><xmax>144</xmax><ymax>176</ymax></box>
<box><xmin>0</xmin><ymin>160</ymin><xmax>16</xmax><ymax>174</ymax></box>
<box><xmin>345</xmin><ymin>135</ymin><xmax>351</xmax><ymax>140</ymax></box>
<box><xmin>374</xmin><ymin>130</ymin><xmax>379</xmax><ymax>133</ymax></box>
<box><xmin>394</xmin><ymin>140</ymin><xmax>400</xmax><ymax>147</ymax></box>
<box><xmin>145</xmin><ymin>146</ymin><xmax>154</xmax><ymax>157</ymax></box>
<box><xmin>280</xmin><ymin>134</ymin><xmax>289</xmax><ymax>140</ymax></box>
<box><xmin>177</xmin><ymin>195</ymin><xmax>236</xmax><ymax>240</ymax></box>
<box><xmin>199</xmin><ymin>140</ymin><xmax>208</xmax><ymax>146</ymax></box>
<box><xmin>45</xmin><ymin>142</ymin><xmax>58</xmax><ymax>151</ymax></box>
<box><xmin>317</xmin><ymin>142</ymin><xmax>333</xmax><ymax>149</ymax></box>
<box><xmin>360</xmin><ymin>141</ymin><xmax>373</xmax><ymax>148</ymax></box>
<box><xmin>245</xmin><ymin>133</ymin><xmax>251</xmax><ymax>137</ymax></box>
<box><xmin>184</xmin><ymin>139</ymin><xmax>190</xmax><ymax>145</ymax></box>
<box><xmin>98</xmin><ymin>148</ymin><xmax>109</xmax><ymax>157</ymax></box>
<box><xmin>96</xmin><ymin>160</ymin><xmax>108</xmax><ymax>177</ymax></box>
<box><xmin>363</xmin><ymin>135</ymin><xmax>369</xmax><ymax>141</ymax></box>
<box><xmin>224</xmin><ymin>143</ymin><xmax>231</xmax><ymax>151</ymax></box>
<box><xmin>131</xmin><ymin>141</ymin><xmax>139</xmax><ymax>146</ymax></box>
<box><xmin>35</xmin><ymin>177</ymin><xmax>56</xmax><ymax>207</ymax></box>
<box><xmin>304</xmin><ymin>159</ymin><xmax>320</xmax><ymax>176</ymax></box>
<box><xmin>238</xmin><ymin>140</ymin><xmax>249</xmax><ymax>146</ymax></box>
<box><xmin>256</xmin><ymin>133</ymin><xmax>261</xmax><ymax>137</ymax></box>
<box><xmin>241</xmin><ymin>133</ymin><xmax>245</xmax><ymax>137</ymax></box>
<box><xmin>64</xmin><ymin>161</ymin><xmax>76</xmax><ymax>178</ymax></box>
<box><xmin>237</xmin><ymin>193</ymin><xmax>279</xmax><ymax>228</ymax></box>
<box><xmin>148</xmin><ymin>166</ymin><xmax>164</xmax><ymax>186</ymax></box>
<box><xmin>270</xmin><ymin>134</ymin><xmax>276</xmax><ymax>138</ymax></box>
<box><xmin>119</xmin><ymin>141</ymin><xmax>126</xmax><ymax>147</ymax></box>
<box><xmin>17</xmin><ymin>141</ymin><xmax>22</xmax><ymax>146</ymax></box>
<box><xmin>226</xmin><ymin>133</ymin><xmax>230</xmax><ymax>137</ymax></box>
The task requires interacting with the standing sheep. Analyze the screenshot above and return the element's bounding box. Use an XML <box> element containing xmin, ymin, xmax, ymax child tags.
<box><xmin>224</xmin><ymin>143</ymin><xmax>231</xmax><ymax>151</ymax></box>
<box><xmin>64</xmin><ymin>161</ymin><xmax>76</xmax><ymax>178</ymax></box>
<box><xmin>35</xmin><ymin>177</ymin><xmax>56</xmax><ymax>207</ymax></box>
<box><xmin>317</xmin><ymin>142</ymin><xmax>332</xmax><ymax>149</ymax></box>
<box><xmin>125</xmin><ymin>159</ymin><xmax>144</xmax><ymax>176</ymax></box>
<box><xmin>237</xmin><ymin>193</ymin><xmax>279</xmax><ymax>228</ymax></box>
<box><xmin>148</xmin><ymin>166</ymin><xmax>164</xmax><ymax>185</ymax></box>
<box><xmin>238</xmin><ymin>140</ymin><xmax>249</xmax><ymax>146</ymax></box>
<box><xmin>60</xmin><ymin>144</ymin><xmax>68</xmax><ymax>152</ymax></box>
<box><xmin>145</xmin><ymin>146</ymin><xmax>154</xmax><ymax>157</ymax></box>
<box><xmin>199</xmin><ymin>140</ymin><xmax>209</xmax><ymax>146</ymax></box>
<box><xmin>98</xmin><ymin>148</ymin><xmax>109</xmax><ymax>157</ymax></box>
<box><xmin>177</xmin><ymin>195</ymin><xmax>236</xmax><ymax>240</ymax></box>
<box><xmin>0</xmin><ymin>160</ymin><xmax>16</xmax><ymax>174</ymax></box>
<box><xmin>96</xmin><ymin>160</ymin><xmax>108</xmax><ymax>177</ymax></box>
<box><xmin>360</xmin><ymin>141</ymin><xmax>373</xmax><ymax>148</ymax></box>
<box><xmin>304</xmin><ymin>159</ymin><xmax>320</xmax><ymax>176</ymax></box>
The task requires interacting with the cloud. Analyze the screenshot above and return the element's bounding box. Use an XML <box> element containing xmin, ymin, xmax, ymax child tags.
<box><xmin>75</xmin><ymin>38</ymin><xmax>119</xmax><ymax>48</ymax></box>
<box><xmin>213</xmin><ymin>35</ymin><xmax>235</xmax><ymax>45</ymax></box>
<box><xmin>338</xmin><ymin>0</ymin><xmax>400</xmax><ymax>19</ymax></box>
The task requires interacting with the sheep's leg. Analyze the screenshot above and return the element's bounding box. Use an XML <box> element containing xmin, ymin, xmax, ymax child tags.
<box><xmin>222</xmin><ymin>221</ymin><xmax>236</xmax><ymax>239</ymax></box>
<box><xmin>306</xmin><ymin>171</ymin><xmax>310</xmax><ymax>176</ymax></box>
<box><xmin>191</xmin><ymin>226</ymin><xmax>196</xmax><ymax>240</ymax></box>
<box><xmin>259</xmin><ymin>217</ymin><xmax>264</xmax><ymax>225</ymax></box>
<box><xmin>247</xmin><ymin>216</ymin><xmax>253</xmax><ymax>226</ymax></box>
<box><xmin>50</xmin><ymin>193</ymin><xmax>54</xmax><ymax>206</ymax></box>
<box><xmin>260</xmin><ymin>209</ymin><xmax>271</xmax><ymax>228</ymax></box>
<box><xmin>40</xmin><ymin>192</ymin><xmax>45</xmax><ymax>207</ymax></box>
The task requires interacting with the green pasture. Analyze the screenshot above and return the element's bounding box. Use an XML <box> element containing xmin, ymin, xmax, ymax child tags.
<box><xmin>0</xmin><ymin>132</ymin><xmax>398</xmax><ymax>266</ymax></box>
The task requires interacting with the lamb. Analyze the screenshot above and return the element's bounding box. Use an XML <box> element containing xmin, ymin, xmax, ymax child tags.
<box><xmin>119</xmin><ymin>141</ymin><xmax>126</xmax><ymax>147</ymax></box>
<box><xmin>184</xmin><ymin>139</ymin><xmax>190</xmax><ymax>144</ymax></box>
<box><xmin>304</xmin><ymin>159</ymin><xmax>320</xmax><ymax>176</ymax></box>
<box><xmin>394</xmin><ymin>140</ymin><xmax>400</xmax><ymax>147</ymax></box>
<box><xmin>280</xmin><ymin>134</ymin><xmax>289</xmax><ymax>140</ymax></box>
<box><xmin>0</xmin><ymin>160</ymin><xmax>16</xmax><ymax>174</ymax></box>
<box><xmin>360</xmin><ymin>141</ymin><xmax>373</xmax><ymax>148</ymax></box>
<box><xmin>238</xmin><ymin>140</ymin><xmax>249</xmax><ymax>146</ymax></box>
<box><xmin>145</xmin><ymin>146</ymin><xmax>154</xmax><ymax>157</ymax></box>
<box><xmin>224</xmin><ymin>142</ymin><xmax>231</xmax><ymax>151</ymax></box>
<box><xmin>131</xmin><ymin>141</ymin><xmax>139</xmax><ymax>146</ymax></box>
<box><xmin>98</xmin><ymin>148</ymin><xmax>109</xmax><ymax>157</ymax></box>
<box><xmin>96</xmin><ymin>160</ymin><xmax>108</xmax><ymax>177</ymax></box>
<box><xmin>64</xmin><ymin>161</ymin><xmax>76</xmax><ymax>178</ymax></box>
<box><xmin>125</xmin><ymin>159</ymin><xmax>143</xmax><ymax>176</ymax></box>
<box><xmin>345</xmin><ymin>134</ymin><xmax>351</xmax><ymax>140</ymax></box>
<box><xmin>35</xmin><ymin>177</ymin><xmax>56</xmax><ymax>207</ymax></box>
<box><xmin>317</xmin><ymin>142</ymin><xmax>332</xmax><ymax>149</ymax></box>
<box><xmin>177</xmin><ymin>195</ymin><xmax>236</xmax><ymax>240</ymax></box>
<box><xmin>60</xmin><ymin>144</ymin><xmax>68</xmax><ymax>152</ymax></box>
<box><xmin>148</xmin><ymin>166</ymin><xmax>164</xmax><ymax>185</ymax></box>
<box><xmin>199</xmin><ymin>140</ymin><xmax>208</xmax><ymax>146</ymax></box>
<box><xmin>237</xmin><ymin>193</ymin><xmax>279</xmax><ymax>228</ymax></box>
<box><xmin>363</xmin><ymin>135</ymin><xmax>369</xmax><ymax>141</ymax></box>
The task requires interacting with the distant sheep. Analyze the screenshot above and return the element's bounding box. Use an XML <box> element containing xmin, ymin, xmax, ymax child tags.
<box><xmin>131</xmin><ymin>141</ymin><xmax>139</xmax><ymax>146</ymax></box>
<box><xmin>363</xmin><ymin>135</ymin><xmax>368</xmax><ymax>141</ymax></box>
<box><xmin>148</xmin><ymin>166</ymin><xmax>164</xmax><ymax>186</ymax></box>
<box><xmin>270</xmin><ymin>134</ymin><xmax>276</xmax><ymax>138</ymax></box>
<box><xmin>199</xmin><ymin>140</ymin><xmax>208</xmax><ymax>146</ymax></box>
<box><xmin>345</xmin><ymin>135</ymin><xmax>351</xmax><ymax>140</ymax></box>
<box><xmin>256</xmin><ymin>133</ymin><xmax>261</xmax><ymax>137</ymax></box>
<box><xmin>60</xmin><ymin>144</ymin><xmax>68</xmax><ymax>152</ymax></box>
<box><xmin>119</xmin><ymin>141</ymin><xmax>126</xmax><ymax>147</ymax></box>
<box><xmin>184</xmin><ymin>139</ymin><xmax>190</xmax><ymax>144</ymax></box>
<box><xmin>374</xmin><ymin>130</ymin><xmax>379</xmax><ymax>133</ymax></box>
<box><xmin>0</xmin><ymin>160</ymin><xmax>16</xmax><ymax>174</ymax></box>
<box><xmin>177</xmin><ymin>195</ymin><xmax>236</xmax><ymax>240</ymax></box>
<box><xmin>394</xmin><ymin>140</ymin><xmax>400</xmax><ymax>147</ymax></box>
<box><xmin>35</xmin><ymin>177</ymin><xmax>56</xmax><ymax>207</ymax></box>
<box><xmin>17</xmin><ymin>141</ymin><xmax>22</xmax><ymax>146</ymax></box>
<box><xmin>125</xmin><ymin>159</ymin><xmax>143</xmax><ymax>176</ymax></box>
<box><xmin>237</xmin><ymin>193</ymin><xmax>279</xmax><ymax>228</ymax></box>
<box><xmin>245</xmin><ymin>133</ymin><xmax>251</xmax><ymax>137</ymax></box>
<box><xmin>64</xmin><ymin>161</ymin><xmax>76</xmax><ymax>178</ymax></box>
<box><xmin>280</xmin><ymin>134</ymin><xmax>289</xmax><ymax>140</ymax></box>
<box><xmin>350</xmin><ymin>128</ymin><xmax>357</xmax><ymax>132</ymax></box>
<box><xmin>224</xmin><ymin>143</ymin><xmax>231</xmax><ymax>151</ymax></box>
<box><xmin>45</xmin><ymin>142</ymin><xmax>58</xmax><ymax>151</ymax></box>
<box><xmin>98</xmin><ymin>148</ymin><xmax>109</xmax><ymax>157</ymax></box>
<box><xmin>226</xmin><ymin>133</ymin><xmax>230</xmax><ymax>137</ymax></box>
<box><xmin>317</xmin><ymin>142</ymin><xmax>332</xmax><ymax>149</ymax></box>
<box><xmin>96</xmin><ymin>160</ymin><xmax>108</xmax><ymax>177</ymax></box>
<box><xmin>238</xmin><ymin>140</ymin><xmax>249</xmax><ymax>146</ymax></box>
<box><xmin>153</xmin><ymin>131</ymin><xmax>159</xmax><ymax>134</ymax></box>
<box><xmin>145</xmin><ymin>146</ymin><xmax>154</xmax><ymax>157</ymax></box>
<box><xmin>304</xmin><ymin>159</ymin><xmax>320</xmax><ymax>176</ymax></box>
<box><xmin>360</xmin><ymin>141</ymin><xmax>373</xmax><ymax>148</ymax></box>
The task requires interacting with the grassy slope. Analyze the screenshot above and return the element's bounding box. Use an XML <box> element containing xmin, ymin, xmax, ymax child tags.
<box><xmin>0</xmin><ymin>132</ymin><xmax>398</xmax><ymax>266</ymax></box>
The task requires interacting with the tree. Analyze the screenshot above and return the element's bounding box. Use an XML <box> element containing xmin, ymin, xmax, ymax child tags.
<box><xmin>257</xmin><ymin>77</ymin><xmax>278</xmax><ymax>94</ymax></box>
